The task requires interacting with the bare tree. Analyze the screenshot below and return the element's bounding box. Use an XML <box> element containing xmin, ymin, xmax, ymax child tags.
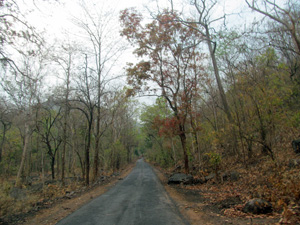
<box><xmin>245</xmin><ymin>0</ymin><xmax>300</xmax><ymax>88</ymax></box>
<box><xmin>246</xmin><ymin>0</ymin><xmax>300</xmax><ymax>55</ymax></box>
<box><xmin>168</xmin><ymin>0</ymin><xmax>232</xmax><ymax>122</ymax></box>
<box><xmin>1</xmin><ymin>53</ymin><xmax>45</xmax><ymax>187</ymax></box>
<box><xmin>71</xmin><ymin>54</ymin><xmax>98</xmax><ymax>185</ymax></box>
<box><xmin>72</xmin><ymin>0</ymin><xmax>126</xmax><ymax>182</ymax></box>
<box><xmin>36</xmin><ymin>104</ymin><xmax>62</xmax><ymax>180</ymax></box>
<box><xmin>52</xmin><ymin>43</ymin><xmax>77</xmax><ymax>185</ymax></box>
<box><xmin>0</xmin><ymin>0</ymin><xmax>43</xmax><ymax>77</ymax></box>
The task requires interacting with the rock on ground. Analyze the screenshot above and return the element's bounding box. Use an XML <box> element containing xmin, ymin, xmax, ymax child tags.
<box><xmin>168</xmin><ymin>173</ymin><xmax>194</xmax><ymax>185</ymax></box>
<box><xmin>243</xmin><ymin>198</ymin><xmax>272</xmax><ymax>214</ymax></box>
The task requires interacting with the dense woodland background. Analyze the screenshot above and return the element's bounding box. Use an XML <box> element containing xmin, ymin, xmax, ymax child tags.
<box><xmin>0</xmin><ymin>0</ymin><xmax>299</xmax><ymax>222</ymax></box>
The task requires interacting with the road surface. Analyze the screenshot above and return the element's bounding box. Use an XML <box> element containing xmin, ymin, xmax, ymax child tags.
<box><xmin>56</xmin><ymin>159</ymin><xmax>189</xmax><ymax>225</ymax></box>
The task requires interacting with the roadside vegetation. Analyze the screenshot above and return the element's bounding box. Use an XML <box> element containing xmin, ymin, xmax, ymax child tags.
<box><xmin>0</xmin><ymin>0</ymin><xmax>299</xmax><ymax>224</ymax></box>
<box><xmin>120</xmin><ymin>0</ymin><xmax>300</xmax><ymax>223</ymax></box>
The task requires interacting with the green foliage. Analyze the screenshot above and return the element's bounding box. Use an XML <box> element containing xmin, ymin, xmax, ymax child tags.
<box><xmin>139</xmin><ymin>99</ymin><xmax>180</xmax><ymax>167</ymax></box>
<box><xmin>104</xmin><ymin>140</ymin><xmax>127</xmax><ymax>170</ymax></box>
<box><xmin>205</xmin><ymin>152</ymin><xmax>222</xmax><ymax>170</ymax></box>
<box><xmin>289</xmin><ymin>112</ymin><xmax>300</xmax><ymax>128</ymax></box>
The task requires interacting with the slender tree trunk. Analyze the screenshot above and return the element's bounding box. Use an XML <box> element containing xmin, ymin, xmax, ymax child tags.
<box><xmin>41</xmin><ymin>150</ymin><xmax>45</xmax><ymax>184</ymax></box>
<box><xmin>246</xmin><ymin>138</ymin><xmax>253</xmax><ymax>159</ymax></box>
<box><xmin>51</xmin><ymin>156</ymin><xmax>55</xmax><ymax>180</ymax></box>
<box><xmin>205</xmin><ymin>25</ymin><xmax>232</xmax><ymax>122</ymax></box>
<box><xmin>93</xmin><ymin>39</ymin><xmax>102</xmax><ymax>181</ymax></box>
<box><xmin>85</xmin><ymin>118</ymin><xmax>92</xmax><ymax>185</ymax></box>
<box><xmin>15</xmin><ymin>122</ymin><xmax>30</xmax><ymax>187</ymax></box>
<box><xmin>61</xmin><ymin>118</ymin><xmax>67</xmax><ymax>184</ymax></box>
<box><xmin>75</xmin><ymin>150</ymin><xmax>84</xmax><ymax>180</ymax></box>
<box><xmin>56</xmin><ymin>149</ymin><xmax>60</xmax><ymax>178</ymax></box>
<box><xmin>62</xmin><ymin>62</ymin><xmax>70</xmax><ymax>186</ymax></box>
<box><xmin>252</xmin><ymin>96</ymin><xmax>274</xmax><ymax>159</ymax></box>
<box><xmin>93</xmin><ymin>109</ymin><xmax>100</xmax><ymax>181</ymax></box>
<box><xmin>25</xmin><ymin>144</ymin><xmax>32</xmax><ymax>179</ymax></box>
<box><xmin>0</xmin><ymin>123</ymin><xmax>8</xmax><ymax>162</ymax></box>
<box><xmin>127</xmin><ymin>146</ymin><xmax>131</xmax><ymax>164</ymax></box>
<box><xmin>179</xmin><ymin>124</ymin><xmax>189</xmax><ymax>174</ymax></box>
<box><xmin>190</xmin><ymin>117</ymin><xmax>200</xmax><ymax>159</ymax></box>
<box><xmin>61</xmin><ymin>136</ymin><xmax>66</xmax><ymax>185</ymax></box>
<box><xmin>68</xmin><ymin>145</ymin><xmax>73</xmax><ymax>176</ymax></box>
<box><xmin>61</xmin><ymin>110</ymin><xmax>69</xmax><ymax>185</ymax></box>
<box><xmin>171</xmin><ymin>137</ymin><xmax>176</xmax><ymax>166</ymax></box>
<box><xmin>205</xmin><ymin>25</ymin><xmax>239</xmax><ymax>156</ymax></box>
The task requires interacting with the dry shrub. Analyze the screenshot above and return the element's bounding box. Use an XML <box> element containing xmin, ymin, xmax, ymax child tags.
<box><xmin>42</xmin><ymin>184</ymin><xmax>66</xmax><ymax>199</ymax></box>
<box><xmin>0</xmin><ymin>193</ymin><xmax>14</xmax><ymax>217</ymax></box>
<box><xmin>0</xmin><ymin>181</ymin><xmax>39</xmax><ymax>218</ymax></box>
<box><xmin>0</xmin><ymin>181</ymin><xmax>14</xmax><ymax>217</ymax></box>
<box><xmin>235</xmin><ymin>149</ymin><xmax>300</xmax><ymax>223</ymax></box>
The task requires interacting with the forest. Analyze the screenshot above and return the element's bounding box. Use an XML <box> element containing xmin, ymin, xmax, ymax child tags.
<box><xmin>0</xmin><ymin>0</ymin><xmax>299</xmax><ymax>223</ymax></box>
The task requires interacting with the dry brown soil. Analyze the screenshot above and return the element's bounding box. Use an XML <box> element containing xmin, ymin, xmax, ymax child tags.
<box><xmin>153</xmin><ymin>166</ymin><xmax>280</xmax><ymax>225</ymax></box>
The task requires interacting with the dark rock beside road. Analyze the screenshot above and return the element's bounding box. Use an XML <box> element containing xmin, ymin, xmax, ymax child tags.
<box><xmin>222</xmin><ymin>171</ymin><xmax>240</xmax><ymax>182</ymax></box>
<box><xmin>168</xmin><ymin>173</ymin><xmax>194</xmax><ymax>185</ymax></box>
<box><xmin>243</xmin><ymin>198</ymin><xmax>272</xmax><ymax>214</ymax></box>
<box><xmin>204</xmin><ymin>173</ymin><xmax>216</xmax><ymax>182</ymax></box>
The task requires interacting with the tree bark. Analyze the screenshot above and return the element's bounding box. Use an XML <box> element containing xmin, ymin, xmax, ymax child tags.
<box><xmin>0</xmin><ymin>122</ymin><xmax>9</xmax><ymax>162</ymax></box>
<box><xmin>85</xmin><ymin>114</ymin><xmax>93</xmax><ymax>186</ymax></box>
<box><xmin>61</xmin><ymin>117</ymin><xmax>67</xmax><ymax>185</ymax></box>
<box><xmin>93</xmin><ymin>107</ymin><xmax>100</xmax><ymax>181</ymax></box>
<box><xmin>179</xmin><ymin>124</ymin><xmax>189</xmax><ymax>174</ymax></box>
<box><xmin>61</xmin><ymin>82</ymin><xmax>70</xmax><ymax>186</ymax></box>
<box><xmin>15</xmin><ymin>122</ymin><xmax>29</xmax><ymax>187</ymax></box>
<box><xmin>51</xmin><ymin>156</ymin><xmax>55</xmax><ymax>180</ymax></box>
<box><xmin>41</xmin><ymin>150</ymin><xmax>45</xmax><ymax>184</ymax></box>
<box><xmin>171</xmin><ymin>138</ymin><xmax>176</xmax><ymax>166</ymax></box>
<box><xmin>205</xmin><ymin>25</ymin><xmax>232</xmax><ymax>122</ymax></box>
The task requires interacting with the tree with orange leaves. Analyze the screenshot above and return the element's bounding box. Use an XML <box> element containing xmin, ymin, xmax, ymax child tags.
<box><xmin>120</xmin><ymin>9</ymin><xmax>205</xmax><ymax>173</ymax></box>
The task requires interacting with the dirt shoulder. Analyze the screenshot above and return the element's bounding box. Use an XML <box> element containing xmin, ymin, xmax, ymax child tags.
<box><xmin>21</xmin><ymin>163</ymin><xmax>135</xmax><ymax>225</ymax></box>
<box><xmin>152</xmin><ymin>166</ymin><xmax>280</xmax><ymax>225</ymax></box>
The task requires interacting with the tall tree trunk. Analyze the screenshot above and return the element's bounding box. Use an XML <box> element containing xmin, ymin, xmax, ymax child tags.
<box><xmin>41</xmin><ymin>150</ymin><xmax>45</xmax><ymax>184</ymax></box>
<box><xmin>205</xmin><ymin>25</ymin><xmax>232</xmax><ymax>122</ymax></box>
<box><xmin>75</xmin><ymin>150</ymin><xmax>84</xmax><ymax>180</ymax></box>
<box><xmin>85</xmin><ymin>117</ymin><xmax>92</xmax><ymax>185</ymax></box>
<box><xmin>56</xmin><ymin>148</ymin><xmax>60</xmax><ymax>178</ymax></box>
<box><xmin>93</xmin><ymin>43</ymin><xmax>102</xmax><ymax>181</ymax></box>
<box><xmin>15</xmin><ymin>122</ymin><xmax>30</xmax><ymax>187</ymax></box>
<box><xmin>25</xmin><ymin>143</ymin><xmax>32</xmax><ymax>179</ymax></box>
<box><xmin>205</xmin><ymin>26</ymin><xmax>239</xmax><ymax>155</ymax></box>
<box><xmin>61</xmin><ymin>107</ymin><xmax>69</xmax><ymax>185</ymax></box>
<box><xmin>93</xmin><ymin>108</ymin><xmax>100</xmax><ymax>181</ymax></box>
<box><xmin>68</xmin><ymin>145</ymin><xmax>73</xmax><ymax>176</ymax></box>
<box><xmin>62</xmin><ymin>61</ymin><xmax>70</xmax><ymax>186</ymax></box>
<box><xmin>51</xmin><ymin>156</ymin><xmax>55</xmax><ymax>180</ymax></box>
<box><xmin>179</xmin><ymin>124</ymin><xmax>189</xmax><ymax>174</ymax></box>
<box><xmin>0</xmin><ymin>123</ymin><xmax>8</xmax><ymax>162</ymax></box>
<box><xmin>252</xmin><ymin>96</ymin><xmax>274</xmax><ymax>159</ymax></box>
<box><xmin>61</xmin><ymin>123</ymin><xmax>67</xmax><ymax>185</ymax></box>
<box><xmin>171</xmin><ymin>138</ymin><xmax>176</xmax><ymax>166</ymax></box>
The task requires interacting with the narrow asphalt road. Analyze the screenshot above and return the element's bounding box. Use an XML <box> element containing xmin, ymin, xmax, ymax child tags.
<box><xmin>56</xmin><ymin>159</ymin><xmax>189</xmax><ymax>225</ymax></box>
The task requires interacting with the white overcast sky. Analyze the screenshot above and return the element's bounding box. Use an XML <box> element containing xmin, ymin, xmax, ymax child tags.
<box><xmin>18</xmin><ymin>0</ymin><xmax>262</xmax><ymax>104</ymax></box>
<box><xmin>24</xmin><ymin>0</ymin><xmax>149</xmax><ymax>38</ymax></box>
<box><xmin>23</xmin><ymin>0</ymin><xmax>254</xmax><ymax>41</ymax></box>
